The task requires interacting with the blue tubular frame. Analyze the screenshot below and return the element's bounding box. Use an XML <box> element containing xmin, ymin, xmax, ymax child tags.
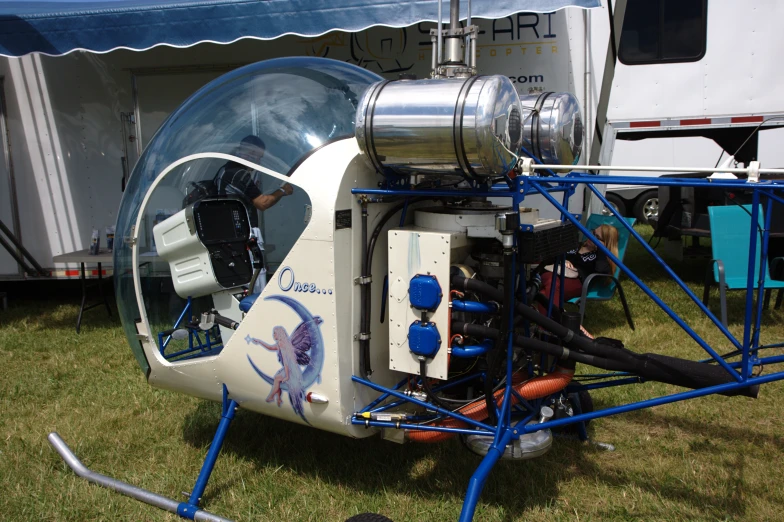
<box><xmin>157</xmin><ymin>297</ymin><xmax>224</xmax><ymax>361</ymax></box>
<box><xmin>349</xmin><ymin>171</ymin><xmax>784</xmax><ymax>521</ymax></box>
<box><xmin>177</xmin><ymin>385</ymin><xmax>237</xmax><ymax>520</ymax></box>
<box><xmin>539</xmin><ymin>183</ymin><xmax>742</xmax><ymax>378</ymax></box>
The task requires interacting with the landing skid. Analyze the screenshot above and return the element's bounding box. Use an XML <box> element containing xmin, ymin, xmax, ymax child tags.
<box><xmin>49</xmin><ymin>386</ymin><xmax>238</xmax><ymax>522</ymax></box>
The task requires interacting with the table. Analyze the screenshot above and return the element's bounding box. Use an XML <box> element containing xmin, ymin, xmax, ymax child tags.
<box><xmin>52</xmin><ymin>248</ymin><xmax>113</xmax><ymax>333</ymax></box>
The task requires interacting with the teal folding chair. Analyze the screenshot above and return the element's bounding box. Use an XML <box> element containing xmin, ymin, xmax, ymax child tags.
<box><xmin>567</xmin><ymin>214</ymin><xmax>636</xmax><ymax>330</ymax></box>
<box><xmin>702</xmin><ymin>204</ymin><xmax>784</xmax><ymax>327</ymax></box>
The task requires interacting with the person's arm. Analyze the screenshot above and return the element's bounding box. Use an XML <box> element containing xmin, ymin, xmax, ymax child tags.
<box><xmin>251</xmin><ymin>183</ymin><xmax>293</xmax><ymax>211</ymax></box>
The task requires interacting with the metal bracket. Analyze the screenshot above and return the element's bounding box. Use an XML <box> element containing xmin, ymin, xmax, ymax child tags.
<box><xmin>354</xmin><ymin>276</ymin><xmax>372</xmax><ymax>285</ymax></box>
<box><xmin>748</xmin><ymin>161</ymin><xmax>761</xmax><ymax>183</ymax></box>
<box><xmin>518</xmin><ymin>157</ymin><xmax>535</xmax><ymax>176</ymax></box>
<box><xmin>354</xmin><ymin>332</ymin><xmax>371</xmax><ymax>341</ymax></box>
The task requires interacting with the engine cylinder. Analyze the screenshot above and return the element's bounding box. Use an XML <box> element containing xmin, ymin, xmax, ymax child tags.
<box><xmin>355</xmin><ymin>75</ymin><xmax>523</xmax><ymax>179</ymax></box>
<box><xmin>520</xmin><ymin>92</ymin><xmax>583</xmax><ymax>165</ymax></box>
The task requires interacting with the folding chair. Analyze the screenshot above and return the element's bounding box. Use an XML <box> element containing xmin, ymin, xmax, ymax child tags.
<box><xmin>703</xmin><ymin>204</ymin><xmax>784</xmax><ymax>327</ymax></box>
<box><xmin>567</xmin><ymin>214</ymin><xmax>636</xmax><ymax>330</ymax></box>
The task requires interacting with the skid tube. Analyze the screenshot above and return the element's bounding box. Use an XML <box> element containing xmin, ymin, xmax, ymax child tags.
<box><xmin>351</xmin><ymin>168</ymin><xmax>784</xmax><ymax>521</ymax></box>
<box><xmin>49</xmin><ymin>386</ymin><xmax>238</xmax><ymax>521</ymax></box>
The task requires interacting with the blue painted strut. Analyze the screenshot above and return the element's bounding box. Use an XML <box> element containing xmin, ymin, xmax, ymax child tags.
<box><xmin>177</xmin><ymin>387</ymin><xmax>237</xmax><ymax>520</ymax></box>
<box><xmin>458</xmin><ymin>428</ymin><xmax>515</xmax><ymax>522</ymax></box>
<box><xmin>586</xmin><ymin>184</ymin><xmax>743</xmax><ymax>351</ymax></box>
<box><xmin>743</xmin><ymin>192</ymin><xmax>769</xmax><ymax>379</ymax></box>
<box><xmin>535</xmin><ymin>183</ymin><xmax>742</xmax><ymax>380</ymax></box>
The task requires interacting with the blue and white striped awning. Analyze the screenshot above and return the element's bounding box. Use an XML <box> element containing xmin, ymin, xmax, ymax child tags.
<box><xmin>0</xmin><ymin>0</ymin><xmax>599</xmax><ymax>57</ymax></box>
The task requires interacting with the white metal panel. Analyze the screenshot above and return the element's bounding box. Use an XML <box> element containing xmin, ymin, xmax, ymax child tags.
<box><xmin>610</xmin><ymin>61</ymin><xmax>706</xmax><ymax>121</ymax></box>
<box><xmin>608</xmin><ymin>0</ymin><xmax>784</xmax><ymax>122</ymax></box>
<box><xmin>703</xmin><ymin>0</ymin><xmax>784</xmax><ymax>117</ymax></box>
<box><xmin>757</xmin><ymin>127</ymin><xmax>784</xmax><ymax>167</ymax></box>
<box><xmin>387</xmin><ymin>228</ymin><xmax>472</xmax><ymax>380</ymax></box>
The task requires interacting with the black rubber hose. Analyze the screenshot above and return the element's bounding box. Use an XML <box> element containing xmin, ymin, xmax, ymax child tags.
<box><xmin>452</xmin><ymin>275</ymin><xmax>639</xmax><ymax>363</ymax></box>
<box><xmin>452</xmin><ymin>321</ymin><xmax>757</xmax><ymax>398</ymax></box>
<box><xmin>360</xmin><ymin>197</ymin><xmax>429</xmax><ymax>378</ymax></box>
<box><xmin>212</xmin><ymin>312</ymin><xmax>240</xmax><ymax>330</ymax></box>
<box><xmin>452</xmin><ymin>322</ymin><xmax>631</xmax><ymax>372</ymax></box>
<box><xmin>359</xmin><ymin>202</ymin><xmax>370</xmax><ymax>377</ymax></box>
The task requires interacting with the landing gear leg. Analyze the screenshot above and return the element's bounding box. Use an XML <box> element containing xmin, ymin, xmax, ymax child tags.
<box><xmin>48</xmin><ymin>385</ymin><xmax>238</xmax><ymax>522</ymax></box>
<box><xmin>178</xmin><ymin>386</ymin><xmax>238</xmax><ymax>519</ymax></box>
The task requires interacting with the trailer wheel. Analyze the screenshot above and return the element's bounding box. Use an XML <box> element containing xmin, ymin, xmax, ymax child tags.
<box><xmin>602</xmin><ymin>193</ymin><xmax>626</xmax><ymax>217</ymax></box>
<box><xmin>633</xmin><ymin>190</ymin><xmax>659</xmax><ymax>224</ymax></box>
<box><xmin>345</xmin><ymin>514</ymin><xmax>394</xmax><ymax>522</ymax></box>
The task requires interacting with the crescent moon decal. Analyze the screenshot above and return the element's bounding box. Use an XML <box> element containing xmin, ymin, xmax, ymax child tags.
<box><xmin>246</xmin><ymin>295</ymin><xmax>325</xmax><ymax>423</ymax></box>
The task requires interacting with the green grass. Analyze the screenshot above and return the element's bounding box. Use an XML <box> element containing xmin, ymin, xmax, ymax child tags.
<box><xmin>2</xmin><ymin>225</ymin><xmax>784</xmax><ymax>521</ymax></box>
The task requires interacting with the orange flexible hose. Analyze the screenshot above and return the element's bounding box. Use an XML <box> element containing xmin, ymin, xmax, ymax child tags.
<box><xmin>406</xmin><ymin>367</ymin><xmax>574</xmax><ymax>443</ymax></box>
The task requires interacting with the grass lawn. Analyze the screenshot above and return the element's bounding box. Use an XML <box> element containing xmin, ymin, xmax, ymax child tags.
<box><xmin>2</xmin><ymin>225</ymin><xmax>784</xmax><ymax>521</ymax></box>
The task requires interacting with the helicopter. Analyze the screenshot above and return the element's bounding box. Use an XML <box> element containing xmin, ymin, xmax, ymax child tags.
<box><xmin>46</xmin><ymin>2</ymin><xmax>784</xmax><ymax>521</ymax></box>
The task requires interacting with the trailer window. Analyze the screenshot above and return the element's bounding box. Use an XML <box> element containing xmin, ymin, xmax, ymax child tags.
<box><xmin>619</xmin><ymin>0</ymin><xmax>707</xmax><ymax>65</ymax></box>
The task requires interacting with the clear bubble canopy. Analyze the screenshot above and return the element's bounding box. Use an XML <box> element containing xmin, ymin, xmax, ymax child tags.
<box><xmin>114</xmin><ymin>57</ymin><xmax>382</xmax><ymax>373</ymax></box>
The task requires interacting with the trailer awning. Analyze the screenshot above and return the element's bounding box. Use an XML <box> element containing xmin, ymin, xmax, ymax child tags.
<box><xmin>0</xmin><ymin>0</ymin><xmax>598</xmax><ymax>57</ymax></box>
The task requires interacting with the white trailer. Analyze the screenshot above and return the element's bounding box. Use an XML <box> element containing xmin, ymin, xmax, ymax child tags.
<box><xmin>2</xmin><ymin>0</ymin><xmax>782</xmax><ymax>279</ymax></box>
<box><xmin>599</xmin><ymin>0</ymin><xmax>784</xmax><ymax>224</ymax></box>
<box><xmin>0</xmin><ymin>3</ymin><xmax>613</xmax><ymax>280</ymax></box>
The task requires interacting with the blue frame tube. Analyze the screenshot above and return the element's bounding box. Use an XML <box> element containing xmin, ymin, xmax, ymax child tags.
<box><xmin>544</xmin><ymin>183</ymin><xmax>744</xmax><ymax>378</ymax></box>
<box><xmin>161</xmin><ymin>297</ymin><xmax>192</xmax><ymax>352</ymax></box>
<box><xmin>177</xmin><ymin>389</ymin><xmax>237</xmax><ymax>519</ymax></box>
<box><xmin>519</xmin><ymin>369</ymin><xmax>784</xmax><ymax>435</ymax></box>
<box><xmin>350</xmin><ymin>185</ymin><xmax>571</xmax><ymax>198</ymax></box>
<box><xmin>742</xmin><ymin>191</ymin><xmax>762</xmax><ymax>379</ymax></box>
<box><xmin>531</xmin><ymin>173</ymin><xmax>784</xmax><ymax>189</ymax></box>
<box><xmin>451</xmin><ymin>300</ymin><xmax>498</xmax><ymax>313</ymax></box>
<box><xmin>358</xmin><ymin>377</ymin><xmax>409</xmax><ymax>414</ymax></box>
<box><xmin>752</xmin><ymin>195</ymin><xmax>774</xmax><ymax>351</ymax></box>
<box><xmin>763</xmin><ymin>188</ymin><xmax>784</xmax><ymax>207</ymax></box>
<box><xmin>757</xmin><ymin>355</ymin><xmax>784</xmax><ymax>365</ymax></box>
<box><xmin>494</xmin><ymin>247</ymin><xmax>517</xmax><ymax>444</ymax></box>
<box><xmin>586</xmin><ymin>183</ymin><xmax>744</xmax><ymax>352</ymax></box>
<box><xmin>458</xmin><ymin>428</ymin><xmax>515</xmax><ymax>522</ymax></box>
<box><xmin>746</xmin><ymin>194</ymin><xmax>772</xmax><ymax>377</ymax></box>
<box><xmin>352</xmin><ymin>376</ymin><xmax>496</xmax><ymax>432</ymax></box>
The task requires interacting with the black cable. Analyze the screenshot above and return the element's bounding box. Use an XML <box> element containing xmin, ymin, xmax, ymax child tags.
<box><xmin>420</xmin><ymin>358</ymin><xmax>455</xmax><ymax>411</ymax></box>
<box><xmin>359</xmin><ymin>196</ymin><xmax>430</xmax><ymax>378</ymax></box>
<box><xmin>359</xmin><ymin>201</ymin><xmax>370</xmax><ymax>377</ymax></box>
